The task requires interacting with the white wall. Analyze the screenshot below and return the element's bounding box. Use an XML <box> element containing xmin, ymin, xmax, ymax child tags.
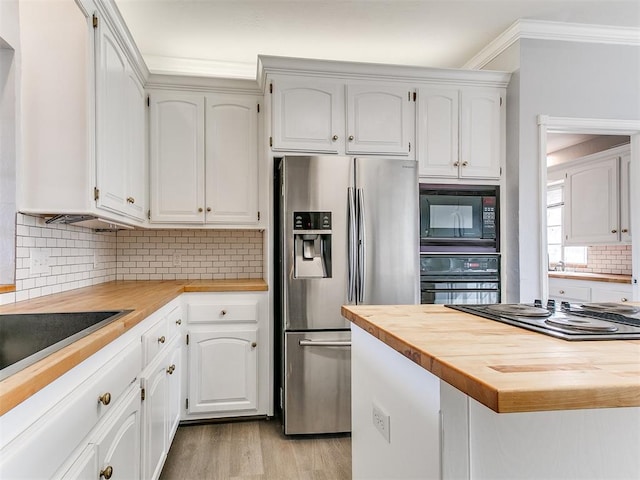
<box><xmin>503</xmin><ymin>39</ymin><xmax>640</xmax><ymax>301</ymax></box>
<box><xmin>0</xmin><ymin>0</ymin><xmax>19</xmax><ymax>286</ymax></box>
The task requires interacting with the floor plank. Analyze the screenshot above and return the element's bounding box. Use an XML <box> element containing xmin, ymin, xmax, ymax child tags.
<box><xmin>160</xmin><ymin>419</ymin><xmax>352</xmax><ymax>480</ymax></box>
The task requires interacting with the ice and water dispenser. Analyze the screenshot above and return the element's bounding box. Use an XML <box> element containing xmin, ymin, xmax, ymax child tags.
<box><xmin>293</xmin><ymin>212</ymin><xmax>332</xmax><ymax>278</ymax></box>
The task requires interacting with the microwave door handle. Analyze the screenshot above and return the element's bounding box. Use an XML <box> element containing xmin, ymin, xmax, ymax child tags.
<box><xmin>347</xmin><ymin>187</ymin><xmax>357</xmax><ymax>303</ymax></box>
<box><xmin>357</xmin><ymin>188</ymin><xmax>366</xmax><ymax>304</ymax></box>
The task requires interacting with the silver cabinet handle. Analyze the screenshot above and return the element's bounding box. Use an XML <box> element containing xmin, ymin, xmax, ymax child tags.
<box><xmin>299</xmin><ymin>339</ymin><xmax>351</xmax><ymax>347</ymax></box>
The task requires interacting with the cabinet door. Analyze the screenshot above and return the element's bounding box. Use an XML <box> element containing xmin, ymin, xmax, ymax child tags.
<box><xmin>123</xmin><ymin>69</ymin><xmax>146</xmax><ymax>220</ymax></box>
<box><xmin>166</xmin><ymin>339</ymin><xmax>182</xmax><ymax>444</ymax></box>
<box><xmin>205</xmin><ymin>94</ymin><xmax>259</xmax><ymax>224</ymax></box>
<box><xmin>187</xmin><ymin>328</ymin><xmax>258</xmax><ymax>414</ymax></box>
<box><xmin>346</xmin><ymin>84</ymin><xmax>412</xmax><ymax>155</ymax></box>
<box><xmin>565</xmin><ymin>157</ymin><xmax>619</xmax><ymax>245</ymax></box>
<box><xmin>149</xmin><ymin>92</ymin><xmax>205</xmax><ymax>223</ymax></box>
<box><xmin>417</xmin><ymin>88</ymin><xmax>459</xmax><ymax>177</ymax></box>
<box><xmin>620</xmin><ymin>152</ymin><xmax>631</xmax><ymax>243</ymax></box>
<box><xmin>95</xmin><ymin>386</ymin><xmax>142</xmax><ymax>480</ymax></box>
<box><xmin>141</xmin><ymin>359</ymin><xmax>168</xmax><ymax>480</ymax></box>
<box><xmin>459</xmin><ymin>89</ymin><xmax>502</xmax><ymax>179</ymax></box>
<box><xmin>271</xmin><ymin>78</ymin><xmax>344</xmax><ymax>153</ymax></box>
<box><xmin>95</xmin><ymin>18</ymin><xmax>128</xmax><ymax>216</ymax></box>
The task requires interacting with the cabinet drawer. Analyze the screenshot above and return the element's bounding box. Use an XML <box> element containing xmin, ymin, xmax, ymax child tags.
<box><xmin>188</xmin><ymin>302</ymin><xmax>258</xmax><ymax>323</ymax></box>
<box><xmin>591</xmin><ymin>287</ymin><xmax>632</xmax><ymax>303</ymax></box>
<box><xmin>166</xmin><ymin>305</ymin><xmax>183</xmax><ymax>340</ymax></box>
<box><xmin>548</xmin><ymin>285</ymin><xmax>591</xmax><ymax>302</ymax></box>
<box><xmin>142</xmin><ymin>318</ymin><xmax>168</xmax><ymax>366</ymax></box>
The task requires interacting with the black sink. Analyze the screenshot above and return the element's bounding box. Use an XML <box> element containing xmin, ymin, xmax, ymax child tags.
<box><xmin>0</xmin><ymin>310</ymin><xmax>131</xmax><ymax>381</ymax></box>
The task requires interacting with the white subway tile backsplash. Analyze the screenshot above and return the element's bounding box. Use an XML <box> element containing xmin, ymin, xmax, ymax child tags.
<box><xmin>0</xmin><ymin>214</ymin><xmax>265</xmax><ymax>305</ymax></box>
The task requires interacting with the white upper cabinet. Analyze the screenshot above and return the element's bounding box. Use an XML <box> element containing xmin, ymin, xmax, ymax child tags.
<box><xmin>270</xmin><ymin>76</ymin><xmax>413</xmax><ymax>156</ymax></box>
<box><xmin>345</xmin><ymin>84</ymin><xmax>412</xmax><ymax>155</ymax></box>
<box><xmin>418</xmin><ymin>87</ymin><xmax>503</xmax><ymax>179</ymax></box>
<box><xmin>416</xmin><ymin>88</ymin><xmax>459</xmax><ymax>177</ymax></box>
<box><xmin>558</xmin><ymin>145</ymin><xmax>631</xmax><ymax>246</ymax></box>
<box><xmin>459</xmin><ymin>89</ymin><xmax>502</xmax><ymax>179</ymax></box>
<box><xmin>149</xmin><ymin>92</ymin><xmax>206</xmax><ymax>223</ymax></box>
<box><xmin>271</xmin><ymin>78</ymin><xmax>344</xmax><ymax>153</ymax></box>
<box><xmin>564</xmin><ymin>156</ymin><xmax>619</xmax><ymax>245</ymax></box>
<box><xmin>95</xmin><ymin>16</ymin><xmax>146</xmax><ymax>221</ymax></box>
<box><xmin>205</xmin><ymin>94</ymin><xmax>259</xmax><ymax>224</ymax></box>
<box><xmin>620</xmin><ymin>151</ymin><xmax>632</xmax><ymax>243</ymax></box>
<box><xmin>17</xmin><ymin>1</ymin><xmax>147</xmax><ymax>227</ymax></box>
<box><xmin>149</xmin><ymin>90</ymin><xmax>260</xmax><ymax>226</ymax></box>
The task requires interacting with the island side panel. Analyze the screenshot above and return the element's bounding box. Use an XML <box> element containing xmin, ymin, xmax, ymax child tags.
<box><xmin>351</xmin><ymin>324</ymin><xmax>441</xmax><ymax>480</ymax></box>
<box><xmin>468</xmin><ymin>398</ymin><xmax>640</xmax><ymax>479</ymax></box>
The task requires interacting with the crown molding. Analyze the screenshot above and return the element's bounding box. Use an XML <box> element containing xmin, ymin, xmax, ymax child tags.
<box><xmin>464</xmin><ymin>19</ymin><xmax>640</xmax><ymax>70</ymax></box>
<box><xmin>145</xmin><ymin>55</ymin><xmax>256</xmax><ymax>80</ymax></box>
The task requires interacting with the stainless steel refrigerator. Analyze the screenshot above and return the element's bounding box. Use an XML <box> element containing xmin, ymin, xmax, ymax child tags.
<box><xmin>276</xmin><ymin>155</ymin><xmax>419</xmax><ymax>435</ymax></box>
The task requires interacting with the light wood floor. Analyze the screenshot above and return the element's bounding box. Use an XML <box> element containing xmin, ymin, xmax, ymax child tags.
<box><xmin>159</xmin><ymin>419</ymin><xmax>352</xmax><ymax>480</ymax></box>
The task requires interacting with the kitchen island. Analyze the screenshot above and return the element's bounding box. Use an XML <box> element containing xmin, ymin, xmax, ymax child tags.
<box><xmin>342</xmin><ymin>304</ymin><xmax>640</xmax><ymax>480</ymax></box>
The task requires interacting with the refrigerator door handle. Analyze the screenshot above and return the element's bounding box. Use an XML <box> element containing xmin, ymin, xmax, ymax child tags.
<box><xmin>299</xmin><ymin>339</ymin><xmax>352</xmax><ymax>347</ymax></box>
<box><xmin>357</xmin><ymin>188</ymin><xmax>366</xmax><ymax>303</ymax></box>
<box><xmin>347</xmin><ymin>187</ymin><xmax>357</xmax><ymax>302</ymax></box>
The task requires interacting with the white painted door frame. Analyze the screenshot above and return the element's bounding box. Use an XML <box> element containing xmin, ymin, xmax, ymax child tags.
<box><xmin>537</xmin><ymin>116</ymin><xmax>640</xmax><ymax>301</ymax></box>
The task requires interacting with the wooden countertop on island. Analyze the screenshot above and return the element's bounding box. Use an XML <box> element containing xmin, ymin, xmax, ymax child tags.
<box><xmin>0</xmin><ymin>279</ymin><xmax>267</xmax><ymax>415</ymax></box>
<box><xmin>342</xmin><ymin>304</ymin><xmax>640</xmax><ymax>414</ymax></box>
<box><xmin>548</xmin><ymin>271</ymin><xmax>632</xmax><ymax>283</ymax></box>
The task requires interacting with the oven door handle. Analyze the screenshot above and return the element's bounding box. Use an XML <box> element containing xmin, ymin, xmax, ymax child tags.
<box><xmin>299</xmin><ymin>339</ymin><xmax>352</xmax><ymax>347</ymax></box>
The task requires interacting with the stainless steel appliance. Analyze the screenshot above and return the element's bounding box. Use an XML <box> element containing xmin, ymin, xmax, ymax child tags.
<box><xmin>419</xmin><ymin>184</ymin><xmax>498</xmax><ymax>252</ymax></box>
<box><xmin>276</xmin><ymin>155</ymin><xmax>419</xmax><ymax>435</ymax></box>
<box><xmin>447</xmin><ymin>301</ymin><xmax>640</xmax><ymax>340</ymax></box>
<box><xmin>421</xmin><ymin>253</ymin><xmax>500</xmax><ymax>304</ymax></box>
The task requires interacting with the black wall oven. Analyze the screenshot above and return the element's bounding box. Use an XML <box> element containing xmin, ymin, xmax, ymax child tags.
<box><xmin>419</xmin><ymin>184</ymin><xmax>500</xmax><ymax>305</ymax></box>
<box><xmin>420</xmin><ymin>253</ymin><xmax>501</xmax><ymax>304</ymax></box>
<box><xmin>420</xmin><ymin>184</ymin><xmax>499</xmax><ymax>252</ymax></box>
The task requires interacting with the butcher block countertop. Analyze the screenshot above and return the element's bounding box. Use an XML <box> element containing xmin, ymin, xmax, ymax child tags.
<box><xmin>342</xmin><ymin>304</ymin><xmax>640</xmax><ymax>414</ymax></box>
<box><xmin>0</xmin><ymin>279</ymin><xmax>267</xmax><ymax>415</ymax></box>
<box><xmin>548</xmin><ymin>271</ymin><xmax>632</xmax><ymax>284</ymax></box>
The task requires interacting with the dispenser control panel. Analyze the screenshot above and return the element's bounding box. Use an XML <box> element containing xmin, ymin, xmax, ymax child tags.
<box><xmin>293</xmin><ymin>212</ymin><xmax>332</xmax><ymax>230</ymax></box>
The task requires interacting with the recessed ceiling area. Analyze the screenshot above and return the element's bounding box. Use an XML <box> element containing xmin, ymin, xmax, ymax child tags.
<box><xmin>113</xmin><ymin>0</ymin><xmax>640</xmax><ymax>79</ymax></box>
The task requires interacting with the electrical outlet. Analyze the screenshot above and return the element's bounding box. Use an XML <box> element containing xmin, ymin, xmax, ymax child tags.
<box><xmin>372</xmin><ymin>403</ymin><xmax>390</xmax><ymax>443</ymax></box>
<box><xmin>173</xmin><ymin>253</ymin><xmax>182</xmax><ymax>267</ymax></box>
<box><xmin>93</xmin><ymin>253</ymin><xmax>98</xmax><ymax>270</ymax></box>
<box><xmin>30</xmin><ymin>249</ymin><xmax>52</xmax><ymax>275</ymax></box>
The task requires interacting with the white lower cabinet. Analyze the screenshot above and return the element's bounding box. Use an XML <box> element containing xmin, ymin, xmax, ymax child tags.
<box><xmin>94</xmin><ymin>385</ymin><xmax>143</xmax><ymax>480</ymax></box>
<box><xmin>57</xmin><ymin>385</ymin><xmax>142</xmax><ymax>480</ymax></box>
<box><xmin>183</xmin><ymin>292</ymin><xmax>269</xmax><ymax>420</ymax></box>
<box><xmin>548</xmin><ymin>277</ymin><xmax>632</xmax><ymax>303</ymax></box>
<box><xmin>187</xmin><ymin>328</ymin><xmax>258</xmax><ymax>414</ymax></box>
<box><xmin>0</xmin><ymin>291</ymin><xmax>273</xmax><ymax>480</ymax></box>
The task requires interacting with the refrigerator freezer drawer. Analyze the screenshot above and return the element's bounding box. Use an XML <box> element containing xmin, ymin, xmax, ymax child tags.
<box><xmin>284</xmin><ymin>330</ymin><xmax>351</xmax><ymax>435</ymax></box>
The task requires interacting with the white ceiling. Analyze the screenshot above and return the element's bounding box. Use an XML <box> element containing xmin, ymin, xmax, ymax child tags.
<box><xmin>114</xmin><ymin>0</ymin><xmax>640</xmax><ymax>79</ymax></box>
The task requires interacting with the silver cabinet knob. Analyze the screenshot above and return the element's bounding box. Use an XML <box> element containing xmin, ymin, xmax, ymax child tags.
<box><xmin>126</xmin><ymin>197</ymin><xmax>135</xmax><ymax>204</ymax></box>
<box><xmin>220</xmin><ymin>309</ymin><xmax>227</xmax><ymax>316</ymax></box>
<box><xmin>251</xmin><ymin>342</ymin><xmax>257</xmax><ymax>348</ymax></box>
<box><xmin>462</xmin><ymin>161</ymin><xmax>468</xmax><ymax>167</ymax></box>
<box><xmin>207</xmin><ymin>207</ymin><xmax>211</xmax><ymax>212</ymax></box>
<box><xmin>348</xmin><ymin>135</ymin><xmax>354</xmax><ymax>141</ymax></box>
<box><xmin>453</xmin><ymin>161</ymin><xmax>460</xmax><ymax>167</ymax></box>
<box><xmin>166</xmin><ymin>364</ymin><xmax>176</xmax><ymax>374</ymax></box>
<box><xmin>98</xmin><ymin>392</ymin><xmax>112</xmax><ymax>406</ymax></box>
<box><xmin>158</xmin><ymin>336</ymin><xmax>166</xmax><ymax>344</ymax></box>
<box><xmin>198</xmin><ymin>207</ymin><xmax>203</xmax><ymax>213</ymax></box>
<box><xmin>100</xmin><ymin>466</ymin><xmax>113</xmax><ymax>479</ymax></box>
<box><xmin>611</xmin><ymin>229</ymin><xmax>618</xmax><ymax>233</ymax></box>
<box><xmin>332</xmin><ymin>135</ymin><xmax>338</xmax><ymax>141</ymax></box>
<box><xmin>621</xmin><ymin>298</ymin><xmax>628</xmax><ymax>302</ymax></box>
<box><xmin>176</xmin><ymin>319</ymin><xmax>182</xmax><ymax>325</ymax></box>
<box><xmin>559</xmin><ymin>290</ymin><xmax>565</xmax><ymax>294</ymax></box>
<box><xmin>621</xmin><ymin>229</ymin><xmax>628</xmax><ymax>233</ymax></box>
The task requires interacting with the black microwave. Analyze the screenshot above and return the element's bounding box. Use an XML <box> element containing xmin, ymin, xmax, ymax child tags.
<box><xmin>419</xmin><ymin>184</ymin><xmax>499</xmax><ymax>252</ymax></box>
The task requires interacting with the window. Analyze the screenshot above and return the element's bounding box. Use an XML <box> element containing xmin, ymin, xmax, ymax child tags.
<box><xmin>547</xmin><ymin>182</ymin><xmax>587</xmax><ymax>268</ymax></box>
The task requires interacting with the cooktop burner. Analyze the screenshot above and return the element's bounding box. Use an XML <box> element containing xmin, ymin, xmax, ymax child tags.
<box><xmin>446</xmin><ymin>300</ymin><xmax>640</xmax><ymax>340</ymax></box>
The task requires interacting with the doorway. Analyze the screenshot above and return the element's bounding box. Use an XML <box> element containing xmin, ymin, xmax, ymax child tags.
<box><xmin>537</xmin><ymin>116</ymin><xmax>640</xmax><ymax>301</ymax></box>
